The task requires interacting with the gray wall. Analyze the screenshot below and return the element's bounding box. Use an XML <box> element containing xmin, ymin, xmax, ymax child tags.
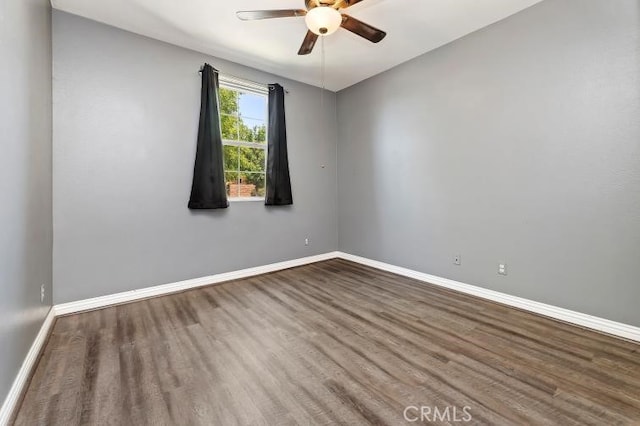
<box><xmin>0</xmin><ymin>0</ymin><xmax>53</xmax><ymax>407</ymax></box>
<box><xmin>337</xmin><ymin>0</ymin><xmax>640</xmax><ymax>326</ymax></box>
<box><xmin>52</xmin><ymin>11</ymin><xmax>338</xmax><ymax>304</ymax></box>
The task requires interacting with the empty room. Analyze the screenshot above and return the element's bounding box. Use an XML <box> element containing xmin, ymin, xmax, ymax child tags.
<box><xmin>2</xmin><ymin>0</ymin><xmax>639</xmax><ymax>424</ymax></box>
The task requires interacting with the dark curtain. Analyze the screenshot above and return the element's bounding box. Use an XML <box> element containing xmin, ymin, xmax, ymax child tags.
<box><xmin>265</xmin><ymin>84</ymin><xmax>293</xmax><ymax>206</ymax></box>
<box><xmin>188</xmin><ymin>64</ymin><xmax>228</xmax><ymax>209</ymax></box>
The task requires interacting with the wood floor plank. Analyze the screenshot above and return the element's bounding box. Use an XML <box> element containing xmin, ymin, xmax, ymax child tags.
<box><xmin>13</xmin><ymin>259</ymin><xmax>640</xmax><ymax>425</ymax></box>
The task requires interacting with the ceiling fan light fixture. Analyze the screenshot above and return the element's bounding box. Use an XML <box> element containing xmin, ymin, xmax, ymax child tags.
<box><xmin>305</xmin><ymin>6</ymin><xmax>342</xmax><ymax>36</ymax></box>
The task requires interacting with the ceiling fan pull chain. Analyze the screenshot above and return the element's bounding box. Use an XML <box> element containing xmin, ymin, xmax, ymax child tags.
<box><xmin>321</xmin><ymin>34</ymin><xmax>326</xmax><ymax>92</ymax></box>
<box><xmin>321</xmin><ymin>35</ymin><xmax>326</xmax><ymax>145</ymax></box>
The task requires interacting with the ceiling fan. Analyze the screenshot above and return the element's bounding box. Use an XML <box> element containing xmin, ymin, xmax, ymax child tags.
<box><xmin>237</xmin><ymin>0</ymin><xmax>387</xmax><ymax>55</ymax></box>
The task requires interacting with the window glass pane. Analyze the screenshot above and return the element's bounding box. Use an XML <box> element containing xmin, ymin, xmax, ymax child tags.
<box><xmin>238</xmin><ymin>147</ymin><xmax>266</xmax><ymax>172</ymax></box>
<box><xmin>219</xmin><ymin>88</ymin><xmax>238</xmax><ymax>115</ymax></box>
<box><xmin>223</xmin><ymin>145</ymin><xmax>239</xmax><ymax>172</ymax></box>
<box><xmin>225</xmin><ymin>172</ymin><xmax>239</xmax><ymax>198</ymax></box>
<box><xmin>240</xmin><ymin>118</ymin><xmax>266</xmax><ymax>143</ymax></box>
<box><xmin>238</xmin><ymin>92</ymin><xmax>267</xmax><ymax>121</ymax></box>
<box><xmin>220</xmin><ymin>84</ymin><xmax>268</xmax><ymax>199</ymax></box>
<box><xmin>239</xmin><ymin>173</ymin><xmax>266</xmax><ymax>198</ymax></box>
<box><xmin>221</xmin><ymin>115</ymin><xmax>239</xmax><ymax>141</ymax></box>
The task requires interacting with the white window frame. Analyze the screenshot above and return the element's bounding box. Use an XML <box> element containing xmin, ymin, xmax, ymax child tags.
<box><xmin>219</xmin><ymin>75</ymin><xmax>269</xmax><ymax>202</ymax></box>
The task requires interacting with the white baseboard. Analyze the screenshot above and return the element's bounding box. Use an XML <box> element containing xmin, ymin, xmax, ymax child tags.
<box><xmin>54</xmin><ymin>252</ymin><xmax>340</xmax><ymax>316</ymax></box>
<box><xmin>53</xmin><ymin>250</ymin><xmax>640</xmax><ymax>341</ymax></box>
<box><xmin>336</xmin><ymin>252</ymin><xmax>640</xmax><ymax>343</ymax></box>
<box><xmin>0</xmin><ymin>308</ymin><xmax>56</xmax><ymax>426</ymax></box>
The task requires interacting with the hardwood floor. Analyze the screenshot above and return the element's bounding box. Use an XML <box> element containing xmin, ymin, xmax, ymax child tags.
<box><xmin>13</xmin><ymin>259</ymin><xmax>640</xmax><ymax>425</ymax></box>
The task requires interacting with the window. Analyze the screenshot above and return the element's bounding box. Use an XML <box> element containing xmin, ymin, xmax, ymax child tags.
<box><xmin>219</xmin><ymin>79</ymin><xmax>268</xmax><ymax>200</ymax></box>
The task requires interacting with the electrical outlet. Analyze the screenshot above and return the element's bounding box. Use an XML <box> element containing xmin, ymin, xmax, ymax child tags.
<box><xmin>305</xmin><ymin>238</ymin><xmax>309</xmax><ymax>246</ymax></box>
<box><xmin>40</xmin><ymin>284</ymin><xmax>45</xmax><ymax>303</ymax></box>
<box><xmin>498</xmin><ymin>263</ymin><xmax>507</xmax><ymax>276</ymax></box>
<box><xmin>453</xmin><ymin>255</ymin><xmax>461</xmax><ymax>266</ymax></box>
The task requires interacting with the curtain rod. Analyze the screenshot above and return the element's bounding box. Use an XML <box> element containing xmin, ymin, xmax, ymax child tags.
<box><xmin>198</xmin><ymin>67</ymin><xmax>289</xmax><ymax>94</ymax></box>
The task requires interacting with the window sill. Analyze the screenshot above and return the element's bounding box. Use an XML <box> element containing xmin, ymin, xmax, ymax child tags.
<box><xmin>229</xmin><ymin>197</ymin><xmax>264</xmax><ymax>203</ymax></box>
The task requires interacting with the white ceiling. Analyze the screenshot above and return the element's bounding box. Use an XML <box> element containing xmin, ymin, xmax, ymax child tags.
<box><xmin>51</xmin><ymin>0</ymin><xmax>543</xmax><ymax>91</ymax></box>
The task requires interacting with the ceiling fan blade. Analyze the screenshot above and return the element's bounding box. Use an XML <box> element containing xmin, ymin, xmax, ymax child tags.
<box><xmin>340</xmin><ymin>14</ymin><xmax>386</xmax><ymax>43</ymax></box>
<box><xmin>236</xmin><ymin>9</ymin><xmax>306</xmax><ymax>21</ymax></box>
<box><xmin>298</xmin><ymin>30</ymin><xmax>319</xmax><ymax>55</ymax></box>
<box><xmin>344</xmin><ymin>0</ymin><xmax>366</xmax><ymax>7</ymax></box>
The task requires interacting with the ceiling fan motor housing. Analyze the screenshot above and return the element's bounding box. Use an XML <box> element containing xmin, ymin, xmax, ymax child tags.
<box><xmin>305</xmin><ymin>0</ymin><xmax>340</xmax><ymax>11</ymax></box>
